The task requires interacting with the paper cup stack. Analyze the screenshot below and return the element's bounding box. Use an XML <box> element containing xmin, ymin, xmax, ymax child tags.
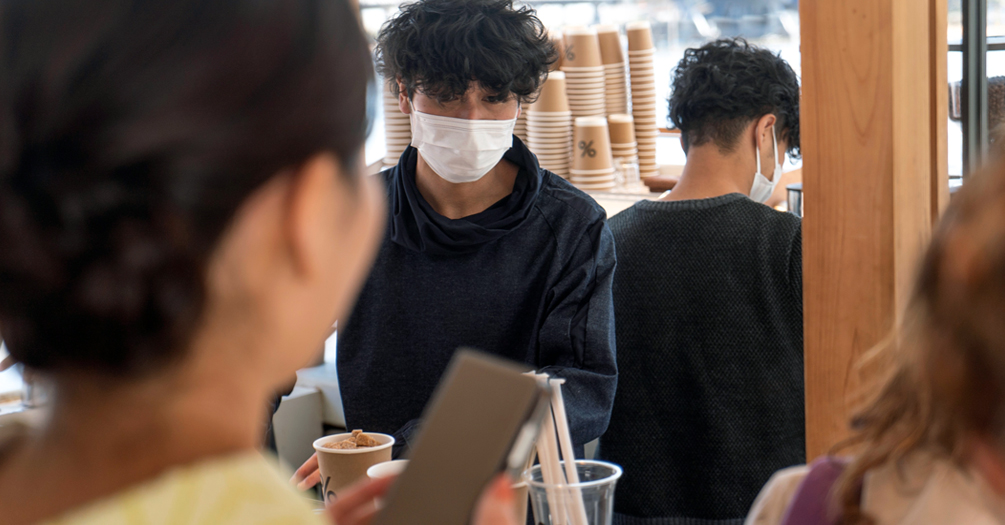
<box><xmin>515</xmin><ymin>109</ymin><xmax>529</xmax><ymax>144</ymax></box>
<box><xmin>608</xmin><ymin>114</ymin><xmax>638</xmax><ymax>163</ymax></box>
<box><xmin>550</xmin><ymin>31</ymin><xmax>565</xmax><ymax>71</ymax></box>
<box><xmin>382</xmin><ymin>85</ymin><xmax>412</xmax><ymax>168</ymax></box>
<box><xmin>595</xmin><ymin>25</ymin><xmax>628</xmax><ymax>116</ymax></box>
<box><xmin>561</xmin><ymin>27</ymin><xmax>606</xmax><ymax>119</ymax></box>
<box><xmin>527</xmin><ymin>72</ymin><xmax>573</xmax><ymax>178</ymax></box>
<box><xmin>570</xmin><ymin>117</ymin><xmax>616</xmax><ymax>191</ymax></box>
<box><xmin>626</xmin><ymin>21</ymin><xmax>659</xmax><ymax>178</ymax></box>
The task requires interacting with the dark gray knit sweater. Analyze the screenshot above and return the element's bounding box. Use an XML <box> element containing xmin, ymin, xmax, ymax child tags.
<box><xmin>598</xmin><ymin>194</ymin><xmax>805</xmax><ymax>525</ymax></box>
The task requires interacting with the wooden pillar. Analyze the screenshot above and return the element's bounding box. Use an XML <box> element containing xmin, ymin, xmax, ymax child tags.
<box><xmin>801</xmin><ymin>0</ymin><xmax>946</xmax><ymax>459</ymax></box>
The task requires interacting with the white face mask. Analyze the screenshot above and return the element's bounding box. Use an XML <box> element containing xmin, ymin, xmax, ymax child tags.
<box><xmin>750</xmin><ymin>126</ymin><xmax>784</xmax><ymax>203</ymax></box>
<box><xmin>409</xmin><ymin>104</ymin><xmax>516</xmax><ymax>184</ymax></box>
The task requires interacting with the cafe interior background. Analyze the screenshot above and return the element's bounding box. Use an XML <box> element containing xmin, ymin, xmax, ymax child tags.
<box><xmin>0</xmin><ymin>0</ymin><xmax>993</xmax><ymax>472</ymax></box>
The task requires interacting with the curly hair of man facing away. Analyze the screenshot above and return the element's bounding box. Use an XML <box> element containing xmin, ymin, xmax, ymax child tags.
<box><xmin>668</xmin><ymin>38</ymin><xmax>800</xmax><ymax>159</ymax></box>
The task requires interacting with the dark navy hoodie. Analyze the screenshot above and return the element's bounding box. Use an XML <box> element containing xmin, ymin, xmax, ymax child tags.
<box><xmin>337</xmin><ymin>137</ymin><xmax>617</xmax><ymax>456</ymax></box>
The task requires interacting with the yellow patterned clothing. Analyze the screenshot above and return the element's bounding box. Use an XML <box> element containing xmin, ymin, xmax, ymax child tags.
<box><xmin>43</xmin><ymin>451</ymin><xmax>328</xmax><ymax>525</ymax></box>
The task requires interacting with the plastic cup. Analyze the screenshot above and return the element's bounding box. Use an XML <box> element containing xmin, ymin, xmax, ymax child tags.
<box><xmin>313</xmin><ymin>433</ymin><xmax>394</xmax><ymax>505</ymax></box>
<box><xmin>562</xmin><ymin>27</ymin><xmax>603</xmax><ymax>68</ymax></box>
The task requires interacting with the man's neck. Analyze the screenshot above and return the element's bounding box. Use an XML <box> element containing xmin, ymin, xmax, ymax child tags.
<box><xmin>662</xmin><ymin>145</ymin><xmax>752</xmax><ymax>202</ymax></box>
<box><xmin>414</xmin><ymin>153</ymin><xmax>519</xmax><ymax>219</ymax></box>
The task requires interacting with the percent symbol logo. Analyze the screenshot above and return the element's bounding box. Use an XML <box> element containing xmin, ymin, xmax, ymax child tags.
<box><xmin>565</xmin><ymin>44</ymin><xmax>575</xmax><ymax>62</ymax></box>
<box><xmin>578</xmin><ymin>140</ymin><xmax>596</xmax><ymax>158</ymax></box>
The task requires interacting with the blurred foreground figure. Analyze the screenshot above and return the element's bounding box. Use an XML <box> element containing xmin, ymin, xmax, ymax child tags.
<box><xmin>0</xmin><ymin>0</ymin><xmax>516</xmax><ymax>523</ymax></box>
<box><xmin>748</xmin><ymin>162</ymin><xmax>1005</xmax><ymax>524</ymax></box>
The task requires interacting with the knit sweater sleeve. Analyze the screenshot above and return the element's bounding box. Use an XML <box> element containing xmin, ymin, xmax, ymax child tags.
<box><xmin>535</xmin><ymin>216</ymin><xmax>618</xmax><ymax>448</ymax></box>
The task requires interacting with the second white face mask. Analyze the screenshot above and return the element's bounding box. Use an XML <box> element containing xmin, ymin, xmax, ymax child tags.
<box><xmin>409</xmin><ymin>106</ymin><xmax>516</xmax><ymax>184</ymax></box>
<box><xmin>750</xmin><ymin>126</ymin><xmax>783</xmax><ymax>204</ymax></box>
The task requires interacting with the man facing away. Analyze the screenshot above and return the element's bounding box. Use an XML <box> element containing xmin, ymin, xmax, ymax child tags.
<box><xmin>293</xmin><ymin>0</ymin><xmax>617</xmax><ymax>489</ymax></box>
<box><xmin>598</xmin><ymin>38</ymin><xmax>805</xmax><ymax>524</ymax></box>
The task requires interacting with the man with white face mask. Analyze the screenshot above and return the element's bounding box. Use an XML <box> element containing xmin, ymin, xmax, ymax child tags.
<box><xmin>597</xmin><ymin>39</ymin><xmax>804</xmax><ymax>524</ymax></box>
<box><xmin>292</xmin><ymin>0</ymin><xmax>617</xmax><ymax>490</ymax></box>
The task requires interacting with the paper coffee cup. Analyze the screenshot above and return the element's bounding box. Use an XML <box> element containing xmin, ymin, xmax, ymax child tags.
<box><xmin>593</xmin><ymin>24</ymin><xmax>624</xmax><ymax>65</ymax></box>
<box><xmin>562</xmin><ymin>27</ymin><xmax>603</xmax><ymax>68</ymax></box>
<box><xmin>313</xmin><ymin>433</ymin><xmax>394</xmax><ymax>505</ymax></box>
<box><xmin>608</xmin><ymin>114</ymin><xmax>636</xmax><ymax>143</ymax></box>
<box><xmin>625</xmin><ymin>21</ymin><xmax>654</xmax><ymax>51</ymax></box>
<box><xmin>572</xmin><ymin>117</ymin><xmax>614</xmax><ymax>171</ymax></box>
<box><xmin>530</xmin><ymin>72</ymin><xmax>570</xmax><ymax>113</ymax></box>
<box><xmin>550</xmin><ymin>31</ymin><xmax>565</xmax><ymax>71</ymax></box>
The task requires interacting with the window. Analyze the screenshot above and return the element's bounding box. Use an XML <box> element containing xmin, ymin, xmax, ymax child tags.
<box><xmin>359</xmin><ymin>0</ymin><xmax>802</xmax><ymax>178</ymax></box>
<box><xmin>0</xmin><ymin>339</ymin><xmax>23</xmax><ymax>405</ymax></box>
<box><xmin>950</xmin><ymin>0</ymin><xmax>1005</xmax><ymax>183</ymax></box>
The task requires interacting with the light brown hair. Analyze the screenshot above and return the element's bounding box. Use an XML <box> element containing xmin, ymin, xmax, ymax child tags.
<box><xmin>835</xmin><ymin>163</ymin><xmax>1005</xmax><ymax>523</ymax></box>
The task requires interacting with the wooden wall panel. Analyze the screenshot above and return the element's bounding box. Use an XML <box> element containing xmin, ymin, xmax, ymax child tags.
<box><xmin>801</xmin><ymin>0</ymin><xmax>940</xmax><ymax>460</ymax></box>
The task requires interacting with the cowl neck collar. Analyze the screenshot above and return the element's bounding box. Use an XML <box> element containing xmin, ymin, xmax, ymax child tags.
<box><xmin>387</xmin><ymin>136</ymin><xmax>543</xmax><ymax>256</ymax></box>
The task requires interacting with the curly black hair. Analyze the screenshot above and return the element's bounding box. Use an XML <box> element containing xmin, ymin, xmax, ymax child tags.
<box><xmin>0</xmin><ymin>0</ymin><xmax>373</xmax><ymax>376</ymax></box>
<box><xmin>375</xmin><ymin>0</ymin><xmax>556</xmax><ymax>104</ymax></box>
<box><xmin>668</xmin><ymin>38</ymin><xmax>800</xmax><ymax>158</ymax></box>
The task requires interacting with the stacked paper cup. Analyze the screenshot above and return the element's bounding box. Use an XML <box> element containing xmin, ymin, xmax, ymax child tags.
<box><xmin>595</xmin><ymin>25</ymin><xmax>628</xmax><ymax>116</ymax></box>
<box><xmin>514</xmin><ymin>110</ymin><xmax>529</xmax><ymax>144</ymax></box>
<box><xmin>382</xmin><ymin>84</ymin><xmax>412</xmax><ymax>168</ymax></box>
<box><xmin>561</xmin><ymin>27</ymin><xmax>606</xmax><ymax>119</ymax></box>
<box><xmin>570</xmin><ymin>117</ymin><xmax>616</xmax><ymax>191</ymax></box>
<box><xmin>626</xmin><ymin>21</ymin><xmax>660</xmax><ymax>178</ymax></box>
<box><xmin>608</xmin><ymin>114</ymin><xmax>638</xmax><ymax>163</ymax></box>
<box><xmin>527</xmin><ymin>72</ymin><xmax>573</xmax><ymax>178</ymax></box>
<box><xmin>550</xmin><ymin>31</ymin><xmax>565</xmax><ymax>71</ymax></box>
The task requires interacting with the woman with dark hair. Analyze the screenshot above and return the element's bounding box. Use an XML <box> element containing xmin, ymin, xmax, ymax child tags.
<box><xmin>0</xmin><ymin>0</ymin><xmax>517</xmax><ymax>523</ymax></box>
<box><xmin>746</xmin><ymin>162</ymin><xmax>1005</xmax><ymax>524</ymax></box>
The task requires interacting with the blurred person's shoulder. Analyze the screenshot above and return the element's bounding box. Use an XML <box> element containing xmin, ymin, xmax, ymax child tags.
<box><xmin>43</xmin><ymin>451</ymin><xmax>325</xmax><ymax>525</ymax></box>
<box><xmin>744</xmin><ymin>464</ymin><xmax>809</xmax><ymax>525</ymax></box>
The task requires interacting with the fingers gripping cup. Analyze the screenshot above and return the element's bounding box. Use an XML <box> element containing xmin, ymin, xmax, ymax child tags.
<box><xmin>313</xmin><ymin>431</ymin><xmax>394</xmax><ymax>505</ymax></box>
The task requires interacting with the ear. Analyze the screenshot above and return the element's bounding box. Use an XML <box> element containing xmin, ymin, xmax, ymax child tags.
<box><xmin>754</xmin><ymin>114</ymin><xmax>778</xmax><ymax>152</ymax></box>
<box><xmin>971</xmin><ymin>436</ymin><xmax>1005</xmax><ymax>495</ymax></box>
<box><xmin>284</xmin><ymin>154</ymin><xmax>343</xmax><ymax>280</ymax></box>
<box><xmin>398</xmin><ymin>79</ymin><xmax>411</xmax><ymax>115</ymax></box>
